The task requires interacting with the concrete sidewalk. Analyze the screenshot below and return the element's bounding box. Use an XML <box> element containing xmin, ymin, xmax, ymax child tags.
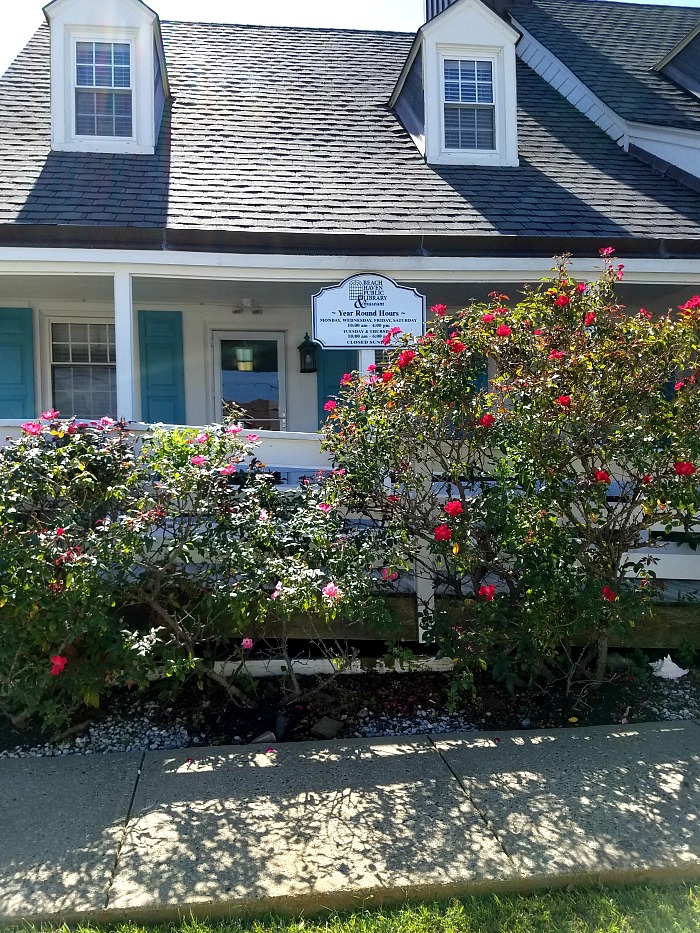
<box><xmin>1</xmin><ymin>721</ymin><xmax>699</xmax><ymax>924</ymax></box>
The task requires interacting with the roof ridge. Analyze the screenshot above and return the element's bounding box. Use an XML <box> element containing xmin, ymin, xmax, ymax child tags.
<box><xmin>526</xmin><ymin>0</ymin><xmax>700</xmax><ymax>13</ymax></box>
<box><xmin>159</xmin><ymin>20</ymin><xmax>416</xmax><ymax>37</ymax></box>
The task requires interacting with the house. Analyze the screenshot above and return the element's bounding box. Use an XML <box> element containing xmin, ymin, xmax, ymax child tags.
<box><xmin>0</xmin><ymin>0</ymin><xmax>699</xmax><ymax>482</ymax></box>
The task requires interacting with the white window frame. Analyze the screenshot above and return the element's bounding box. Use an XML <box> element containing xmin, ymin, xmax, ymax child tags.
<box><xmin>442</xmin><ymin>55</ymin><xmax>498</xmax><ymax>153</ymax></box>
<box><xmin>40</xmin><ymin>310</ymin><xmax>117</xmax><ymax>419</ymax></box>
<box><xmin>211</xmin><ymin>330</ymin><xmax>287</xmax><ymax>430</ymax></box>
<box><xmin>73</xmin><ymin>38</ymin><xmax>135</xmax><ymax>142</ymax></box>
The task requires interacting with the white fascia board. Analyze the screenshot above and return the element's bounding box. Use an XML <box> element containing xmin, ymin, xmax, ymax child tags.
<box><xmin>44</xmin><ymin>0</ymin><xmax>157</xmax><ymax>23</ymax></box>
<box><xmin>389</xmin><ymin>32</ymin><xmax>423</xmax><ymax>108</ymax></box>
<box><xmin>653</xmin><ymin>22</ymin><xmax>700</xmax><ymax>72</ymax></box>
<box><xmin>421</xmin><ymin>0</ymin><xmax>519</xmax><ymax>45</ymax></box>
<box><xmin>513</xmin><ymin>19</ymin><xmax>628</xmax><ymax>145</ymax></box>
<box><xmin>0</xmin><ymin>247</ymin><xmax>699</xmax><ymax>284</ymax></box>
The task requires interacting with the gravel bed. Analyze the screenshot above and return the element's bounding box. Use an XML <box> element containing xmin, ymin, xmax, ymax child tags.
<box><xmin>0</xmin><ymin>699</ymin><xmax>194</xmax><ymax>759</ymax></box>
<box><xmin>0</xmin><ymin>669</ymin><xmax>698</xmax><ymax>759</ymax></box>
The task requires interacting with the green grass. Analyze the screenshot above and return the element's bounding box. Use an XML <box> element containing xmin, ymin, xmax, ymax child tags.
<box><xmin>15</xmin><ymin>884</ymin><xmax>700</xmax><ymax>933</ymax></box>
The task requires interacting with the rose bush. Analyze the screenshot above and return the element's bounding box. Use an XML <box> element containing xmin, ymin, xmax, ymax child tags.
<box><xmin>0</xmin><ymin>417</ymin><xmax>391</xmax><ymax>730</ymax></box>
<box><xmin>322</xmin><ymin>253</ymin><xmax>700</xmax><ymax>687</ymax></box>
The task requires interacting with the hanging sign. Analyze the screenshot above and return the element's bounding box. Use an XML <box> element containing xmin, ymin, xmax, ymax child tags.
<box><xmin>312</xmin><ymin>274</ymin><xmax>426</xmax><ymax>349</ymax></box>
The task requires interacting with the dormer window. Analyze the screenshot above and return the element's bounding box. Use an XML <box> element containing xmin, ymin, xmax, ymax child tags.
<box><xmin>443</xmin><ymin>58</ymin><xmax>495</xmax><ymax>150</ymax></box>
<box><xmin>45</xmin><ymin>0</ymin><xmax>169</xmax><ymax>155</ymax></box>
<box><xmin>390</xmin><ymin>0</ymin><xmax>519</xmax><ymax>168</ymax></box>
<box><xmin>75</xmin><ymin>42</ymin><xmax>133</xmax><ymax>138</ymax></box>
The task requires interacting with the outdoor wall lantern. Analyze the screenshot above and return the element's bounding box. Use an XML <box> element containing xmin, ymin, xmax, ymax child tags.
<box><xmin>297</xmin><ymin>333</ymin><xmax>318</xmax><ymax>374</ymax></box>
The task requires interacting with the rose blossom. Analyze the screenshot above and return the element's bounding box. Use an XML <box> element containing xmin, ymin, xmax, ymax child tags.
<box><xmin>479</xmin><ymin>584</ymin><xmax>496</xmax><ymax>601</ymax></box>
<box><xmin>322</xmin><ymin>582</ymin><xmax>341</xmax><ymax>600</ymax></box>
<box><xmin>241</xmin><ymin>638</ymin><xmax>254</xmax><ymax>650</ymax></box>
<box><xmin>431</xmin><ymin>303</ymin><xmax>448</xmax><ymax>317</ymax></box>
<box><xmin>479</xmin><ymin>413</ymin><xmax>496</xmax><ymax>428</ymax></box>
<box><xmin>495</xmin><ymin>325</ymin><xmax>512</xmax><ymax>338</ymax></box>
<box><xmin>482</xmin><ymin>313</ymin><xmax>495</xmax><ymax>323</ymax></box>
<box><xmin>584</xmin><ymin>312</ymin><xmax>596</xmax><ymax>326</ymax></box>
<box><xmin>225</xmin><ymin>423</ymin><xmax>243</xmax><ymax>435</ymax></box>
<box><xmin>594</xmin><ymin>469</ymin><xmax>611</xmax><ymax>484</ymax></box>
<box><xmin>548</xmin><ymin>350</ymin><xmax>566</xmax><ymax>360</ymax></box>
<box><xmin>554</xmin><ymin>295</ymin><xmax>570</xmax><ymax>307</ymax></box>
<box><xmin>324</xmin><ymin>400</ymin><xmax>337</xmax><ymax>411</ymax></box>
<box><xmin>41</xmin><ymin>409</ymin><xmax>60</xmax><ymax>420</ymax></box>
<box><xmin>556</xmin><ymin>395</ymin><xmax>572</xmax><ymax>407</ymax></box>
<box><xmin>397</xmin><ymin>349</ymin><xmax>416</xmax><ymax>368</ymax></box>
<box><xmin>674</xmin><ymin>461</ymin><xmax>696</xmax><ymax>477</ymax></box>
<box><xmin>602</xmin><ymin>585</ymin><xmax>617</xmax><ymax>603</ymax></box>
<box><xmin>190</xmin><ymin>455</ymin><xmax>208</xmax><ymax>466</ymax></box>
<box><xmin>444</xmin><ymin>500</ymin><xmax>464</xmax><ymax>518</ymax></box>
<box><xmin>50</xmin><ymin>655</ymin><xmax>68</xmax><ymax>676</ymax></box>
<box><xmin>340</xmin><ymin>373</ymin><xmax>353</xmax><ymax>386</ymax></box>
<box><xmin>434</xmin><ymin>524</ymin><xmax>452</xmax><ymax>542</ymax></box>
<box><xmin>219</xmin><ymin>464</ymin><xmax>237</xmax><ymax>476</ymax></box>
<box><xmin>21</xmin><ymin>422</ymin><xmax>42</xmax><ymax>435</ymax></box>
<box><xmin>381</xmin><ymin>568</ymin><xmax>399</xmax><ymax>582</ymax></box>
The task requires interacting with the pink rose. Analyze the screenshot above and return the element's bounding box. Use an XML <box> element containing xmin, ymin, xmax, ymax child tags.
<box><xmin>225</xmin><ymin>423</ymin><xmax>243</xmax><ymax>435</ymax></box>
<box><xmin>482</xmin><ymin>313</ymin><xmax>495</xmax><ymax>323</ymax></box>
<box><xmin>246</xmin><ymin>434</ymin><xmax>259</xmax><ymax>444</ymax></box>
<box><xmin>322</xmin><ymin>582</ymin><xmax>341</xmax><ymax>600</ymax></box>
<box><xmin>241</xmin><ymin>638</ymin><xmax>254</xmax><ymax>650</ymax></box>
<box><xmin>324</xmin><ymin>400</ymin><xmax>337</xmax><ymax>411</ymax></box>
<box><xmin>21</xmin><ymin>422</ymin><xmax>42</xmax><ymax>435</ymax></box>
<box><xmin>381</xmin><ymin>568</ymin><xmax>399</xmax><ymax>582</ymax></box>
<box><xmin>548</xmin><ymin>350</ymin><xmax>566</xmax><ymax>361</ymax></box>
<box><xmin>219</xmin><ymin>464</ymin><xmax>237</xmax><ymax>476</ymax></box>
<box><xmin>397</xmin><ymin>350</ymin><xmax>416</xmax><ymax>368</ymax></box>
<box><xmin>41</xmin><ymin>409</ymin><xmax>60</xmax><ymax>420</ymax></box>
<box><xmin>340</xmin><ymin>373</ymin><xmax>353</xmax><ymax>386</ymax></box>
<box><xmin>495</xmin><ymin>325</ymin><xmax>512</xmax><ymax>338</ymax></box>
<box><xmin>190</xmin><ymin>455</ymin><xmax>208</xmax><ymax>466</ymax></box>
<box><xmin>431</xmin><ymin>304</ymin><xmax>448</xmax><ymax>317</ymax></box>
<box><xmin>318</xmin><ymin>503</ymin><xmax>333</xmax><ymax>513</ymax></box>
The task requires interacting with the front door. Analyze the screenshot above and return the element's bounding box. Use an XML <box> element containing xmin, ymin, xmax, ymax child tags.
<box><xmin>214</xmin><ymin>332</ymin><xmax>286</xmax><ymax>430</ymax></box>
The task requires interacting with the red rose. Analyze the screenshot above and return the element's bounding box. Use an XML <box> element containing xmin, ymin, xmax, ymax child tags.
<box><xmin>556</xmin><ymin>395</ymin><xmax>571</xmax><ymax>407</ymax></box>
<box><xmin>554</xmin><ymin>295</ymin><xmax>570</xmax><ymax>307</ymax></box>
<box><xmin>397</xmin><ymin>349</ymin><xmax>416</xmax><ymax>368</ymax></box>
<box><xmin>642</xmin><ymin>475</ymin><xmax>652</xmax><ymax>484</ymax></box>
<box><xmin>679</xmin><ymin>296</ymin><xmax>700</xmax><ymax>315</ymax></box>
<box><xmin>50</xmin><ymin>655</ymin><xmax>68</xmax><ymax>676</ymax></box>
<box><xmin>444</xmin><ymin>500</ymin><xmax>464</xmax><ymax>518</ymax></box>
<box><xmin>447</xmin><ymin>338</ymin><xmax>466</xmax><ymax>353</ymax></box>
<box><xmin>548</xmin><ymin>350</ymin><xmax>565</xmax><ymax>360</ymax></box>
<box><xmin>482</xmin><ymin>313</ymin><xmax>495</xmax><ymax>323</ymax></box>
<box><xmin>577</xmin><ymin>283</ymin><xmax>588</xmax><ymax>293</ymax></box>
<box><xmin>674</xmin><ymin>461</ymin><xmax>696</xmax><ymax>477</ymax></box>
<box><xmin>639</xmin><ymin>308</ymin><xmax>652</xmax><ymax>320</ymax></box>
<box><xmin>479</xmin><ymin>413</ymin><xmax>496</xmax><ymax>428</ymax></box>
<box><xmin>594</xmin><ymin>469</ymin><xmax>611</xmax><ymax>484</ymax></box>
<box><xmin>324</xmin><ymin>400</ymin><xmax>337</xmax><ymax>411</ymax></box>
<box><xmin>434</xmin><ymin>524</ymin><xmax>452</xmax><ymax>542</ymax></box>
<box><xmin>584</xmin><ymin>312</ymin><xmax>596</xmax><ymax>326</ymax></box>
<box><xmin>602</xmin><ymin>586</ymin><xmax>617</xmax><ymax>603</ymax></box>
<box><xmin>382</xmin><ymin>371</ymin><xmax>393</xmax><ymax>383</ymax></box>
<box><xmin>479</xmin><ymin>584</ymin><xmax>496</xmax><ymax>601</ymax></box>
<box><xmin>495</xmin><ymin>325</ymin><xmax>512</xmax><ymax>338</ymax></box>
<box><xmin>431</xmin><ymin>304</ymin><xmax>448</xmax><ymax>317</ymax></box>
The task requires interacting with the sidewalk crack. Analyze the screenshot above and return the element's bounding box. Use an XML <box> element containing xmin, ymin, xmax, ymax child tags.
<box><xmin>427</xmin><ymin>736</ymin><xmax>516</xmax><ymax>864</ymax></box>
<box><xmin>104</xmin><ymin>751</ymin><xmax>145</xmax><ymax>910</ymax></box>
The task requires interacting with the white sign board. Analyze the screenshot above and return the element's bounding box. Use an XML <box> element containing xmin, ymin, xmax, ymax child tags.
<box><xmin>312</xmin><ymin>274</ymin><xmax>426</xmax><ymax>349</ymax></box>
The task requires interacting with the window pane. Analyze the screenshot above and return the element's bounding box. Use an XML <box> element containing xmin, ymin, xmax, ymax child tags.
<box><xmin>52</xmin><ymin>344</ymin><xmax>71</xmax><ymax>363</ymax></box>
<box><xmin>76</xmin><ymin>65</ymin><xmax>94</xmax><ymax>86</ymax></box>
<box><xmin>76</xmin><ymin>43</ymin><xmax>94</xmax><ymax>64</ymax></box>
<box><xmin>94</xmin><ymin>43</ymin><xmax>112</xmax><ymax>65</ymax></box>
<box><xmin>113</xmin><ymin>66</ymin><xmax>130</xmax><ymax>88</ymax></box>
<box><xmin>71</xmin><ymin>343</ymin><xmax>90</xmax><ymax>363</ymax></box>
<box><xmin>113</xmin><ymin>44</ymin><xmax>130</xmax><ymax>66</ymax></box>
<box><xmin>52</xmin><ymin>323</ymin><xmax>70</xmax><ymax>343</ymax></box>
<box><xmin>94</xmin><ymin>65</ymin><xmax>113</xmax><ymax>88</ymax></box>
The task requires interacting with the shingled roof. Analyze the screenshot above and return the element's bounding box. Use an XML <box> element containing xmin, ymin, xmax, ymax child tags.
<box><xmin>507</xmin><ymin>0</ymin><xmax>700</xmax><ymax>131</ymax></box>
<box><xmin>0</xmin><ymin>16</ymin><xmax>699</xmax><ymax>251</ymax></box>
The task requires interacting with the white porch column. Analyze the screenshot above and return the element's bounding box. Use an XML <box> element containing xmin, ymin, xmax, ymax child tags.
<box><xmin>113</xmin><ymin>270</ymin><xmax>136</xmax><ymax>421</ymax></box>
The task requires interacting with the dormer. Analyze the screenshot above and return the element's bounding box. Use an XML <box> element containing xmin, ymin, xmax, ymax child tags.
<box><xmin>653</xmin><ymin>24</ymin><xmax>700</xmax><ymax>100</ymax></box>
<box><xmin>44</xmin><ymin>0</ymin><xmax>169</xmax><ymax>155</ymax></box>
<box><xmin>391</xmin><ymin>0</ymin><xmax>519</xmax><ymax>167</ymax></box>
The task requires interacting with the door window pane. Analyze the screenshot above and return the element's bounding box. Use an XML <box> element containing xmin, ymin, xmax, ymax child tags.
<box><xmin>220</xmin><ymin>339</ymin><xmax>281</xmax><ymax>430</ymax></box>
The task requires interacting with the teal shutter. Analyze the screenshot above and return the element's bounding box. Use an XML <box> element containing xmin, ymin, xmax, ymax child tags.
<box><xmin>317</xmin><ymin>349</ymin><xmax>358</xmax><ymax>427</ymax></box>
<box><xmin>475</xmin><ymin>355</ymin><xmax>489</xmax><ymax>392</ymax></box>
<box><xmin>0</xmin><ymin>308</ymin><xmax>35</xmax><ymax>419</ymax></box>
<box><xmin>138</xmin><ymin>311</ymin><xmax>185</xmax><ymax>423</ymax></box>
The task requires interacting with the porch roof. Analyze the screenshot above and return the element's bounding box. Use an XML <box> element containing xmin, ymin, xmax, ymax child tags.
<box><xmin>0</xmin><ymin>19</ymin><xmax>699</xmax><ymax>250</ymax></box>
